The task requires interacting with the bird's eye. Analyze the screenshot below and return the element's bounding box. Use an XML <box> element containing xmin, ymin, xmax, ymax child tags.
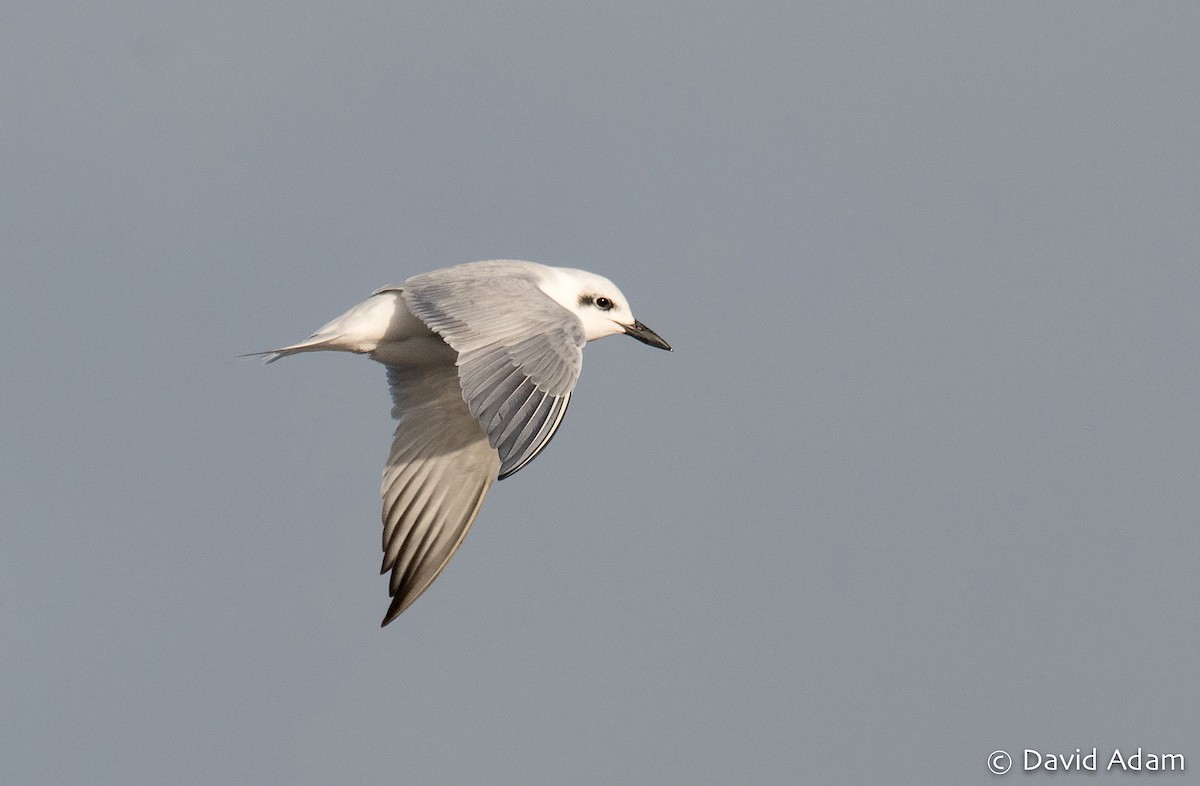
<box><xmin>595</xmin><ymin>296</ymin><xmax>613</xmax><ymax>311</ymax></box>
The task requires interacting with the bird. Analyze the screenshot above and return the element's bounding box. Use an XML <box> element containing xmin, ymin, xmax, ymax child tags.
<box><xmin>254</xmin><ymin>260</ymin><xmax>671</xmax><ymax>625</ymax></box>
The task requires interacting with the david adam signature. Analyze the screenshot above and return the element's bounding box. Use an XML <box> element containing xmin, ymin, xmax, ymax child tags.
<box><xmin>1025</xmin><ymin>747</ymin><xmax>1184</xmax><ymax>772</ymax></box>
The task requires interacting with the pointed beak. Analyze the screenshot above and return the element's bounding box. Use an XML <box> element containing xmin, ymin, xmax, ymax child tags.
<box><xmin>623</xmin><ymin>319</ymin><xmax>672</xmax><ymax>351</ymax></box>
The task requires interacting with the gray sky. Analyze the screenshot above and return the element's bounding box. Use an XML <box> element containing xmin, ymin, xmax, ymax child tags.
<box><xmin>4</xmin><ymin>3</ymin><xmax>1198</xmax><ymax>784</ymax></box>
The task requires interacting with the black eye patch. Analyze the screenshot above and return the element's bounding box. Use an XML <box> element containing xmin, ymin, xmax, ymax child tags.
<box><xmin>578</xmin><ymin>293</ymin><xmax>615</xmax><ymax>311</ymax></box>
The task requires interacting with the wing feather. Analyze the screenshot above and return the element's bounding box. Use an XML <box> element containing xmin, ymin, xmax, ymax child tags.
<box><xmin>379</xmin><ymin>361</ymin><xmax>500</xmax><ymax>625</ymax></box>
<box><xmin>402</xmin><ymin>262</ymin><xmax>585</xmax><ymax>478</ymax></box>
<box><xmin>494</xmin><ymin>384</ymin><xmax>544</xmax><ymax>448</ymax></box>
<box><xmin>500</xmin><ymin>395</ymin><xmax>571</xmax><ymax>479</ymax></box>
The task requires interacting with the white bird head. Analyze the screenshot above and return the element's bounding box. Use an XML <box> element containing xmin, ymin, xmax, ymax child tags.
<box><xmin>538</xmin><ymin>267</ymin><xmax>672</xmax><ymax>350</ymax></box>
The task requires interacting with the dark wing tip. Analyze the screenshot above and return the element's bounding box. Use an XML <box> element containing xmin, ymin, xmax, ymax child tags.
<box><xmin>381</xmin><ymin>593</ymin><xmax>411</xmax><ymax>626</ymax></box>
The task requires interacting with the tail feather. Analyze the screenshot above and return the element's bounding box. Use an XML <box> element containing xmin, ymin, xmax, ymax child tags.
<box><xmin>244</xmin><ymin>289</ymin><xmax>408</xmax><ymax>364</ymax></box>
<box><xmin>239</xmin><ymin>337</ymin><xmax>345</xmax><ymax>364</ymax></box>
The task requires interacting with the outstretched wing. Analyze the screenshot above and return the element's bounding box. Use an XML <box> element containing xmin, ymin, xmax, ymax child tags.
<box><xmin>401</xmin><ymin>263</ymin><xmax>585</xmax><ymax>479</ymax></box>
<box><xmin>379</xmin><ymin>361</ymin><xmax>501</xmax><ymax>625</ymax></box>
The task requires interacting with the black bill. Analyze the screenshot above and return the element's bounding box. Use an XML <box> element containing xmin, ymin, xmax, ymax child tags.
<box><xmin>623</xmin><ymin>320</ymin><xmax>672</xmax><ymax>351</ymax></box>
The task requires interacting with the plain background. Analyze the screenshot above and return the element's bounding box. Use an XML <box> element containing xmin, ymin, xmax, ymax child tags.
<box><xmin>3</xmin><ymin>3</ymin><xmax>1198</xmax><ymax>784</ymax></box>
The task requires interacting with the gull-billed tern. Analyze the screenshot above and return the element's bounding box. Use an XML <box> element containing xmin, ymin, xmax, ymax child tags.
<box><xmin>255</xmin><ymin>260</ymin><xmax>671</xmax><ymax>625</ymax></box>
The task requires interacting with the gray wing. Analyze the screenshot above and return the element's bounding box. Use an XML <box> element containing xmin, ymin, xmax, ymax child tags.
<box><xmin>379</xmin><ymin>362</ymin><xmax>501</xmax><ymax>625</ymax></box>
<box><xmin>401</xmin><ymin>264</ymin><xmax>585</xmax><ymax>479</ymax></box>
